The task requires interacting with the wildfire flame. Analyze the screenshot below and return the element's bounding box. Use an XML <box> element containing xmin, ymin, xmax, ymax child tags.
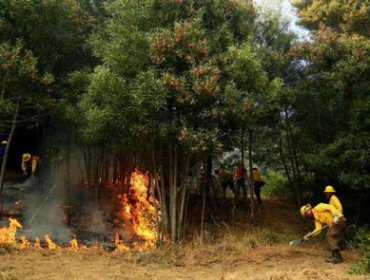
<box><xmin>19</xmin><ymin>236</ymin><xmax>31</xmax><ymax>249</ymax></box>
<box><xmin>120</xmin><ymin>169</ymin><xmax>157</xmax><ymax>248</ymax></box>
<box><xmin>0</xmin><ymin>218</ymin><xmax>22</xmax><ymax>244</ymax></box>
<box><xmin>0</xmin><ymin>169</ymin><xmax>158</xmax><ymax>252</ymax></box>
<box><xmin>113</xmin><ymin>231</ymin><xmax>129</xmax><ymax>252</ymax></box>
<box><xmin>34</xmin><ymin>237</ymin><xmax>41</xmax><ymax>249</ymax></box>
<box><xmin>44</xmin><ymin>234</ymin><xmax>59</xmax><ymax>250</ymax></box>
<box><xmin>69</xmin><ymin>235</ymin><xmax>78</xmax><ymax>251</ymax></box>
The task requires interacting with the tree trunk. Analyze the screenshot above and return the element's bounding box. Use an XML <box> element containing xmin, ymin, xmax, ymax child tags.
<box><xmin>278</xmin><ymin>135</ymin><xmax>293</xmax><ymax>188</ymax></box>
<box><xmin>248</xmin><ymin>129</ymin><xmax>255</xmax><ymax>219</ymax></box>
<box><xmin>200</xmin><ymin>157</ymin><xmax>208</xmax><ymax>242</ymax></box>
<box><xmin>284</xmin><ymin>112</ymin><xmax>302</xmax><ymax>205</ymax></box>
<box><xmin>0</xmin><ymin>97</ymin><xmax>20</xmax><ymax>198</ymax></box>
<box><xmin>169</xmin><ymin>144</ymin><xmax>178</xmax><ymax>243</ymax></box>
<box><xmin>177</xmin><ymin>154</ymin><xmax>190</xmax><ymax>240</ymax></box>
<box><xmin>64</xmin><ymin>134</ymin><xmax>72</xmax><ymax>226</ymax></box>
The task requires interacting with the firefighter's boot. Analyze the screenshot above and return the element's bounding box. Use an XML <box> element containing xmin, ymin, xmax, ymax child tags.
<box><xmin>325</xmin><ymin>250</ymin><xmax>343</xmax><ymax>264</ymax></box>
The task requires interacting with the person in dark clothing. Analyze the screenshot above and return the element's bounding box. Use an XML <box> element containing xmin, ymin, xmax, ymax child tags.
<box><xmin>234</xmin><ymin>163</ymin><xmax>246</xmax><ymax>199</ymax></box>
<box><xmin>215</xmin><ymin>168</ymin><xmax>236</xmax><ymax>199</ymax></box>
<box><xmin>251</xmin><ymin>167</ymin><xmax>265</xmax><ymax>204</ymax></box>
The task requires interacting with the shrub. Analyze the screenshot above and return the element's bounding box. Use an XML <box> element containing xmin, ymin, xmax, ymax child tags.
<box><xmin>349</xmin><ymin>226</ymin><xmax>370</xmax><ymax>275</ymax></box>
<box><xmin>262</xmin><ymin>171</ymin><xmax>292</xmax><ymax>198</ymax></box>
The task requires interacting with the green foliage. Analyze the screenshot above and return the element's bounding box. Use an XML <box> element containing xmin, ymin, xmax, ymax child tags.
<box><xmin>0</xmin><ymin>0</ymin><xmax>94</xmax><ymax>76</ymax></box>
<box><xmin>349</xmin><ymin>226</ymin><xmax>370</xmax><ymax>275</ymax></box>
<box><xmin>260</xmin><ymin>230</ymin><xmax>297</xmax><ymax>244</ymax></box>
<box><xmin>283</xmin><ymin>0</ymin><xmax>370</xmax><ymax>212</ymax></box>
<box><xmin>0</xmin><ymin>0</ymin><xmax>96</xmax><ymax>126</ymax></box>
<box><xmin>292</xmin><ymin>0</ymin><xmax>370</xmax><ymax>36</ymax></box>
<box><xmin>70</xmin><ymin>0</ymin><xmax>279</xmax><ymax>155</ymax></box>
<box><xmin>262</xmin><ymin>171</ymin><xmax>291</xmax><ymax>198</ymax></box>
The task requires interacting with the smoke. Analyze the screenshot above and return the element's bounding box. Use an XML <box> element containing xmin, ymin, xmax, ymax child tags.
<box><xmin>2</xmin><ymin>143</ymin><xmax>127</xmax><ymax>244</ymax></box>
<box><xmin>22</xmin><ymin>198</ymin><xmax>72</xmax><ymax>243</ymax></box>
<box><xmin>2</xmin><ymin>147</ymin><xmax>83</xmax><ymax>243</ymax></box>
<box><xmin>12</xmin><ymin>179</ymin><xmax>72</xmax><ymax>243</ymax></box>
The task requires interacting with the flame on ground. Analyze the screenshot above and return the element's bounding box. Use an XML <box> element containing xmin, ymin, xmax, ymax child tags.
<box><xmin>19</xmin><ymin>236</ymin><xmax>31</xmax><ymax>249</ymax></box>
<box><xmin>69</xmin><ymin>235</ymin><xmax>78</xmax><ymax>251</ymax></box>
<box><xmin>44</xmin><ymin>234</ymin><xmax>59</xmax><ymax>250</ymax></box>
<box><xmin>34</xmin><ymin>237</ymin><xmax>41</xmax><ymax>249</ymax></box>
<box><xmin>120</xmin><ymin>169</ymin><xmax>157</xmax><ymax>249</ymax></box>
<box><xmin>114</xmin><ymin>231</ymin><xmax>129</xmax><ymax>252</ymax></box>
<box><xmin>0</xmin><ymin>169</ymin><xmax>158</xmax><ymax>252</ymax></box>
<box><xmin>0</xmin><ymin>218</ymin><xmax>22</xmax><ymax>244</ymax></box>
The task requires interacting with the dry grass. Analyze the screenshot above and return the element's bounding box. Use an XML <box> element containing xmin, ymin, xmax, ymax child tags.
<box><xmin>0</xmin><ymin>199</ymin><xmax>366</xmax><ymax>279</ymax></box>
<box><xmin>0</xmin><ymin>230</ymin><xmax>365</xmax><ymax>280</ymax></box>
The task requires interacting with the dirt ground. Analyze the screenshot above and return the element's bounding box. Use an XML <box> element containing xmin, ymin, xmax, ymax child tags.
<box><xmin>0</xmin><ymin>199</ymin><xmax>368</xmax><ymax>280</ymax></box>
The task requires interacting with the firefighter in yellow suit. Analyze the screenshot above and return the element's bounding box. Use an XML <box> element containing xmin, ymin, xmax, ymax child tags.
<box><xmin>300</xmin><ymin>203</ymin><xmax>346</xmax><ymax>264</ymax></box>
<box><xmin>21</xmin><ymin>153</ymin><xmax>39</xmax><ymax>177</ymax></box>
<box><xmin>251</xmin><ymin>167</ymin><xmax>265</xmax><ymax>204</ymax></box>
<box><xmin>324</xmin><ymin>185</ymin><xmax>343</xmax><ymax>214</ymax></box>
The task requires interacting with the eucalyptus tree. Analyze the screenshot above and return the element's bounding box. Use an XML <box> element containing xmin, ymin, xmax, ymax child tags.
<box><xmin>73</xmin><ymin>0</ymin><xmax>279</xmax><ymax>242</ymax></box>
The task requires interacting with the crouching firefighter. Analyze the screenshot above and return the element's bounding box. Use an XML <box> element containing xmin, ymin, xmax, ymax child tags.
<box><xmin>21</xmin><ymin>153</ymin><xmax>39</xmax><ymax>178</ymax></box>
<box><xmin>300</xmin><ymin>203</ymin><xmax>346</xmax><ymax>264</ymax></box>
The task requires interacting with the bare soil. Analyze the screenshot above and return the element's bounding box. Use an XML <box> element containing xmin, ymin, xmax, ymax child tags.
<box><xmin>0</xmin><ymin>198</ymin><xmax>368</xmax><ymax>280</ymax></box>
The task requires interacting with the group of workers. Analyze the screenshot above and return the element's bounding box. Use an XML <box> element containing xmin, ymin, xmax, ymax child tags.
<box><xmin>0</xmin><ymin>139</ymin><xmax>38</xmax><ymax>178</ymax></box>
<box><xmin>216</xmin><ymin>163</ymin><xmax>265</xmax><ymax>203</ymax></box>
<box><xmin>216</xmin><ymin>161</ymin><xmax>347</xmax><ymax>265</ymax></box>
<box><xmin>300</xmin><ymin>185</ymin><xmax>346</xmax><ymax>264</ymax></box>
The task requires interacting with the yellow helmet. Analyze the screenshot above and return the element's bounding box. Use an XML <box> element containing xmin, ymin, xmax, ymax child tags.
<box><xmin>22</xmin><ymin>153</ymin><xmax>31</xmax><ymax>162</ymax></box>
<box><xmin>1</xmin><ymin>140</ymin><xmax>7</xmax><ymax>145</ymax></box>
<box><xmin>324</xmin><ymin>185</ymin><xmax>336</xmax><ymax>193</ymax></box>
<box><xmin>300</xmin><ymin>205</ymin><xmax>308</xmax><ymax>217</ymax></box>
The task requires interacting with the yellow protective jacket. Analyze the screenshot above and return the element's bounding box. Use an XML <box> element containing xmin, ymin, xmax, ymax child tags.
<box><xmin>21</xmin><ymin>155</ymin><xmax>38</xmax><ymax>174</ymax></box>
<box><xmin>252</xmin><ymin>170</ymin><xmax>262</xmax><ymax>182</ymax></box>
<box><xmin>329</xmin><ymin>195</ymin><xmax>343</xmax><ymax>214</ymax></box>
<box><xmin>311</xmin><ymin>203</ymin><xmax>343</xmax><ymax>236</ymax></box>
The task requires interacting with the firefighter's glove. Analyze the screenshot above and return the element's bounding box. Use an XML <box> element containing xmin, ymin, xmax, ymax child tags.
<box><xmin>303</xmin><ymin>233</ymin><xmax>311</xmax><ymax>241</ymax></box>
<box><xmin>333</xmin><ymin>215</ymin><xmax>339</xmax><ymax>224</ymax></box>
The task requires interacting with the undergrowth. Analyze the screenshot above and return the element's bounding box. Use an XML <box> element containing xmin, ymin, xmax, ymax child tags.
<box><xmin>349</xmin><ymin>226</ymin><xmax>370</xmax><ymax>275</ymax></box>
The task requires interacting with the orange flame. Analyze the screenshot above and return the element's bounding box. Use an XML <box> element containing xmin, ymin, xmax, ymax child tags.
<box><xmin>69</xmin><ymin>235</ymin><xmax>78</xmax><ymax>251</ymax></box>
<box><xmin>113</xmin><ymin>232</ymin><xmax>129</xmax><ymax>252</ymax></box>
<box><xmin>0</xmin><ymin>218</ymin><xmax>22</xmax><ymax>244</ymax></box>
<box><xmin>19</xmin><ymin>236</ymin><xmax>31</xmax><ymax>249</ymax></box>
<box><xmin>120</xmin><ymin>169</ymin><xmax>157</xmax><ymax>248</ymax></box>
<box><xmin>34</xmin><ymin>237</ymin><xmax>41</xmax><ymax>249</ymax></box>
<box><xmin>44</xmin><ymin>234</ymin><xmax>59</xmax><ymax>250</ymax></box>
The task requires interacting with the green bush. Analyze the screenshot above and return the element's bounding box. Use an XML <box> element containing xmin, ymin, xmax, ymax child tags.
<box><xmin>262</xmin><ymin>171</ymin><xmax>292</xmax><ymax>198</ymax></box>
<box><xmin>349</xmin><ymin>226</ymin><xmax>370</xmax><ymax>275</ymax></box>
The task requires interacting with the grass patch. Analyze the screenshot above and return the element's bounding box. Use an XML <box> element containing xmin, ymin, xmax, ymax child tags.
<box><xmin>259</xmin><ymin>230</ymin><xmax>298</xmax><ymax>245</ymax></box>
<box><xmin>0</xmin><ymin>243</ymin><xmax>20</xmax><ymax>254</ymax></box>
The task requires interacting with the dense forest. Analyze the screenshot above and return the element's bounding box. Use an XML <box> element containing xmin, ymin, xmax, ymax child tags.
<box><xmin>0</xmin><ymin>0</ymin><xmax>369</xmax><ymax>279</ymax></box>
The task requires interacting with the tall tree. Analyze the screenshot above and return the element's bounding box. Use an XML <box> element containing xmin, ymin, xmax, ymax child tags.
<box><xmin>292</xmin><ymin>0</ymin><xmax>370</xmax><ymax>222</ymax></box>
<box><xmin>0</xmin><ymin>0</ymin><xmax>94</xmax><ymax>196</ymax></box>
<box><xmin>69</xmin><ymin>0</ymin><xmax>279</xmax><ymax>242</ymax></box>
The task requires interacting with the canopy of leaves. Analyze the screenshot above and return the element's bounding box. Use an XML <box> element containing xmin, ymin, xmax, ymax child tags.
<box><xmin>70</xmin><ymin>0</ymin><xmax>279</xmax><ymax>156</ymax></box>
<box><xmin>291</xmin><ymin>0</ymin><xmax>370</xmax><ymax>201</ymax></box>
